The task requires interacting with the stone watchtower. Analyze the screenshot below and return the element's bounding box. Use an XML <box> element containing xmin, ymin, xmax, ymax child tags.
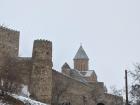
<box><xmin>73</xmin><ymin>45</ymin><xmax>89</xmax><ymax>71</ymax></box>
<box><xmin>0</xmin><ymin>26</ymin><xmax>19</xmax><ymax>67</ymax></box>
<box><xmin>0</xmin><ymin>26</ymin><xmax>19</xmax><ymax>57</ymax></box>
<box><xmin>30</xmin><ymin>40</ymin><xmax>53</xmax><ymax>104</ymax></box>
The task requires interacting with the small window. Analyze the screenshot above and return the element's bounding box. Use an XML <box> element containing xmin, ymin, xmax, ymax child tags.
<box><xmin>46</xmin><ymin>52</ymin><xmax>49</xmax><ymax>55</ymax></box>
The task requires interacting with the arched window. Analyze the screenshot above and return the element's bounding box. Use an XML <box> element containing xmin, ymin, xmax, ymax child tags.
<box><xmin>97</xmin><ymin>103</ymin><xmax>105</xmax><ymax>105</ymax></box>
<box><xmin>83</xmin><ymin>64</ymin><xmax>85</xmax><ymax>70</ymax></box>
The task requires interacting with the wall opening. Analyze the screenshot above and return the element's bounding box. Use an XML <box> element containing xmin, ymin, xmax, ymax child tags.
<box><xmin>97</xmin><ymin>103</ymin><xmax>105</xmax><ymax>105</ymax></box>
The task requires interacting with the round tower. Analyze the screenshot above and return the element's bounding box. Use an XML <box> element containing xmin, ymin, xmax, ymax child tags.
<box><xmin>73</xmin><ymin>45</ymin><xmax>89</xmax><ymax>71</ymax></box>
<box><xmin>30</xmin><ymin>40</ymin><xmax>53</xmax><ymax>104</ymax></box>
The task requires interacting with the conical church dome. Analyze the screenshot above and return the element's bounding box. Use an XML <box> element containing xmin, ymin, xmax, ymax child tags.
<box><xmin>74</xmin><ymin>45</ymin><xmax>89</xmax><ymax>60</ymax></box>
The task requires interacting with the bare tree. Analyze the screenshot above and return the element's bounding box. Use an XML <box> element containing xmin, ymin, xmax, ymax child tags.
<box><xmin>110</xmin><ymin>86</ymin><xmax>123</xmax><ymax>105</ymax></box>
<box><xmin>110</xmin><ymin>86</ymin><xmax>123</xmax><ymax>97</ymax></box>
<box><xmin>129</xmin><ymin>64</ymin><xmax>140</xmax><ymax>105</ymax></box>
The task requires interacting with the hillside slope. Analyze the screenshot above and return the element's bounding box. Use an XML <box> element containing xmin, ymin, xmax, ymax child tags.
<box><xmin>0</xmin><ymin>95</ymin><xmax>25</xmax><ymax>105</ymax></box>
<box><xmin>0</xmin><ymin>94</ymin><xmax>49</xmax><ymax>105</ymax></box>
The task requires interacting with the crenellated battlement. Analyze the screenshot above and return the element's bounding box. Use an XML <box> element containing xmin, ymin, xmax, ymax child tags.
<box><xmin>34</xmin><ymin>39</ymin><xmax>52</xmax><ymax>47</ymax></box>
<box><xmin>0</xmin><ymin>26</ymin><xmax>19</xmax><ymax>33</ymax></box>
<box><xmin>32</xmin><ymin>39</ymin><xmax>52</xmax><ymax>62</ymax></box>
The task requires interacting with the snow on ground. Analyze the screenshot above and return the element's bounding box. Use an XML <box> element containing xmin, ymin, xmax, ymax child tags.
<box><xmin>0</xmin><ymin>85</ymin><xmax>49</xmax><ymax>105</ymax></box>
<box><xmin>12</xmin><ymin>94</ymin><xmax>49</xmax><ymax>105</ymax></box>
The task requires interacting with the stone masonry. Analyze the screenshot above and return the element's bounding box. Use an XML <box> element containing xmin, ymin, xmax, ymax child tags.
<box><xmin>0</xmin><ymin>26</ymin><xmax>123</xmax><ymax>105</ymax></box>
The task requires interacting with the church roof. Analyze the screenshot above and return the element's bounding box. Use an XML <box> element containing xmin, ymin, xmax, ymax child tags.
<box><xmin>80</xmin><ymin>70</ymin><xmax>97</xmax><ymax>77</ymax></box>
<box><xmin>69</xmin><ymin>69</ymin><xmax>87</xmax><ymax>83</ymax></box>
<box><xmin>62</xmin><ymin>62</ymin><xmax>71</xmax><ymax>69</ymax></box>
<box><xmin>74</xmin><ymin>45</ymin><xmax>89</xmax><ymax>60</ymax></box>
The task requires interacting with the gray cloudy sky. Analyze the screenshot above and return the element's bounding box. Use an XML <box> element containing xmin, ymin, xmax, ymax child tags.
<box><xmin>1</xmin><ymin>0</ymin><xmax>140</xmax><ymax>91</ymax></box>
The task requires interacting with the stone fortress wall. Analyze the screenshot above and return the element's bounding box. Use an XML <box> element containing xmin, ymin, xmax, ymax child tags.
<box><xmin>0</xmin><ymin>26</ymin><xmax>123</xmax><ymax>105</ymax></box>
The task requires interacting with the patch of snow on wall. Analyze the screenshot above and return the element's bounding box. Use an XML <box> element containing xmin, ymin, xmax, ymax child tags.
<box><xmin>85</xmin><ymin>70</ymin><xmax>93</xmax><ymax>77</ymax></box>
<box><xmin>21</xmin><ymin>84</ymin><xmax>30</xmax><ymax>98</ymax></box>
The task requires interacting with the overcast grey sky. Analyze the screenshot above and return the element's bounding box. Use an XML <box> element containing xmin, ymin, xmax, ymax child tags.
<box><xmin>1</xmin><ymin>0</ymin><xmax>140</xmax><ymax>91</ymax></box>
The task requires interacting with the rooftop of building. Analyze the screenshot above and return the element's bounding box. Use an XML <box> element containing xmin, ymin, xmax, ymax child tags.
<box><xmin>74</xmin><ymin>45</ymin><xmax>89</xmax><ymax>60</ymax></box>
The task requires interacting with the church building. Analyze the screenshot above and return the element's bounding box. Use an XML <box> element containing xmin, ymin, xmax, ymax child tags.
<box><xmin>62</xmin><ymin>45</ymin><xmax>97</xmax><ymax>83</ymax></box>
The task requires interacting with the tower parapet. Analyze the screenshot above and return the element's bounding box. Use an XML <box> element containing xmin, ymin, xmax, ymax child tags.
<box><xmin>0</xmin><ymin>26</ymin><xmax>19</xmax><ymax>33</ymax></box>
<box><xmin>32</xmin><ymin>39</ymin><xmax>52</xmax><ymax>61</ymax></box>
